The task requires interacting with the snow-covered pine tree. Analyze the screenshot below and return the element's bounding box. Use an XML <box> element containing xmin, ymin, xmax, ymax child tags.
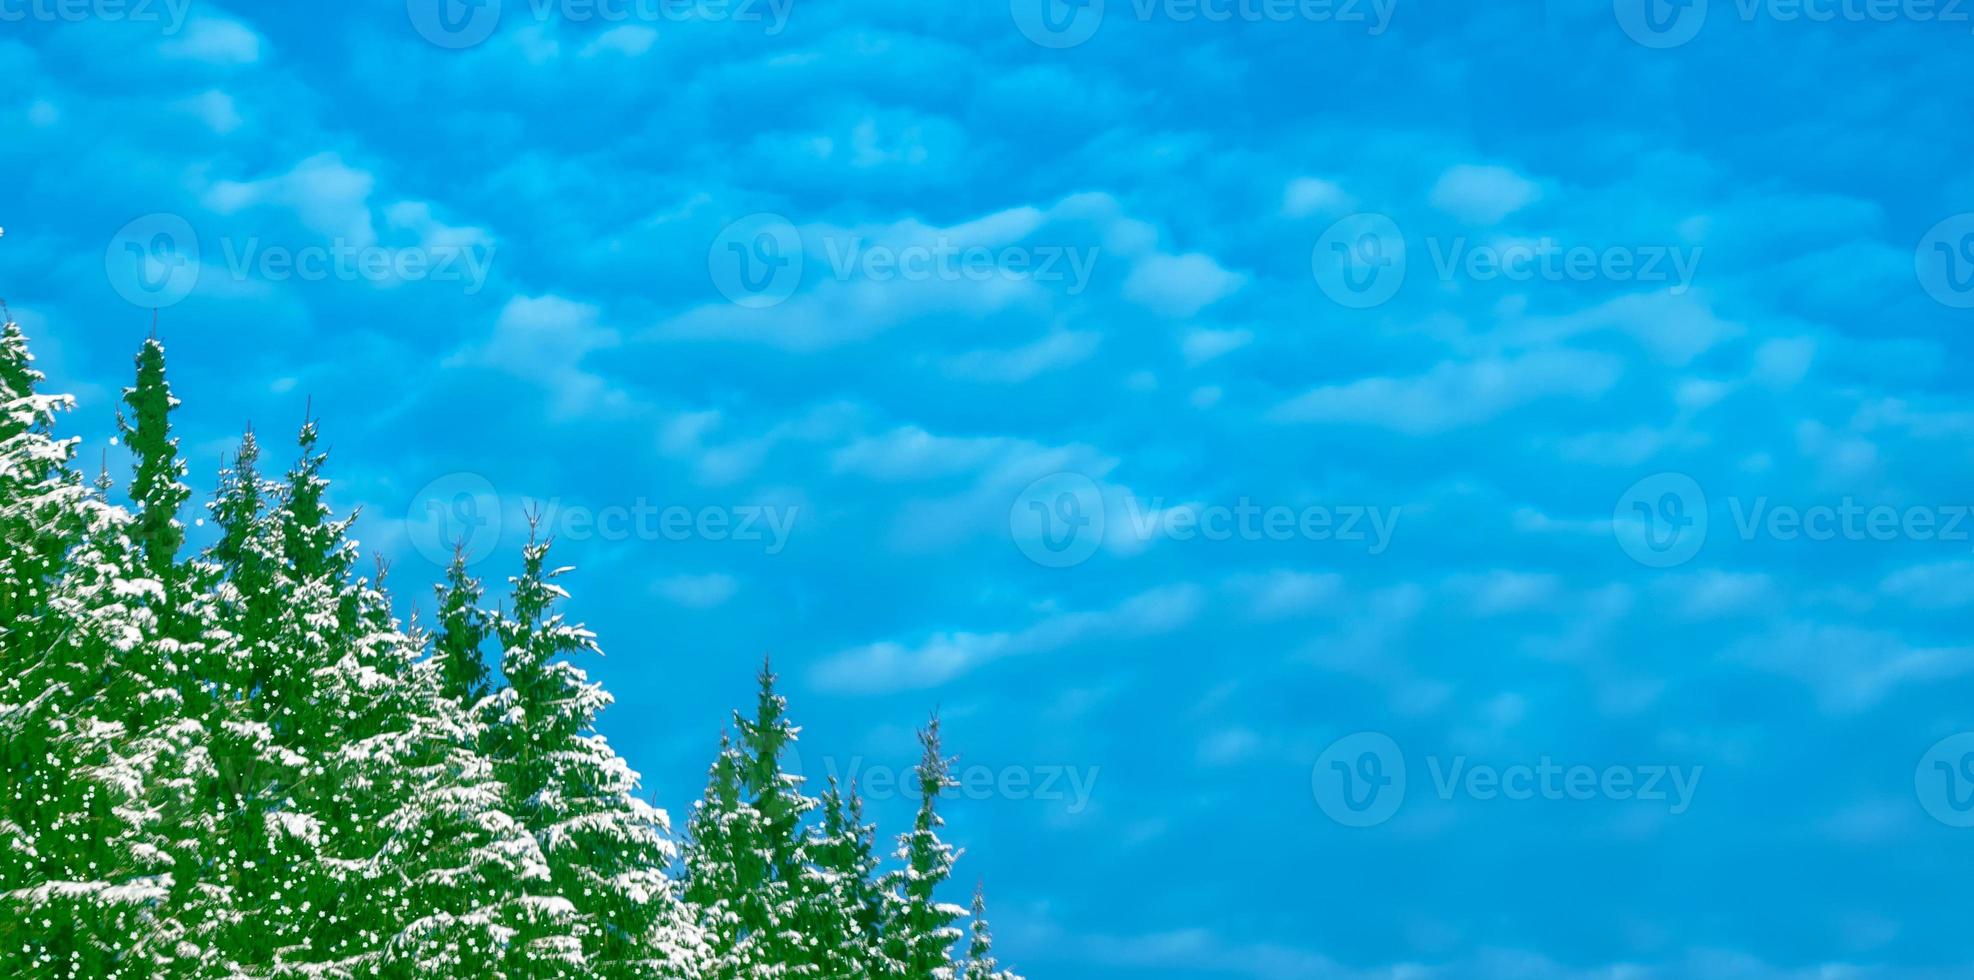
<box><xmin>682</xmin><ymin>733</ymin><xmax>763</xmax><ymax>978</ymax></box>
<box><xmin>0</xmin><ymin>318</ymin><xmax>82</xmax><ymax>649</ymax></box>
<box><xmin>960</xmin><ymin>885</ymin><xmax>1019</xmax><ymax>980</ymax></box>
<box><xmin>0</xmin><ymin>478</ymin><xmax>178</xmax><ymax>978</ymax></box>
<box><xmin>432</xmin><ymin>548</ymin><xmax>493</xmax><ymax>710</ymax></box>
<box><xmin>882</xmin><ymin>717</ymin><xmax>968</xmax><ymax>980</ymax></box>
<box><xmin>682</xmin><ymin>663</ymin><xmax>819</xmax><ymax>977</ymax></box>
<box><xmin>312</xmin><ymin>559</ymin><xmax>557</xmax><ymax>977</ymax></box>
<box><xmin>735</xmin><ymin>661</ymin><xmax>818</xmax><ymax>972</ymax></box>
<box><xmin>802</xmin><ymin>778</ymin><xmax>891</xmax><ymax>978</ymax></box>
<box><xmin>486</xmin><ymin>530</ymin><xmax>703</xmax><ymax>978</ymax></box>
<box><xmin>0</xmin><ymin>318</ymin><xmax>131</xmax><ymax>978</ymax></box>
<box><xmin>117</xmin><ymin>338</ymin><xmax>188</xmax><ymax>585</ymax></box>
<box><xmin>0</xmin><ymin>325</ymin><xmax>216</xmax><ymax>977</ymax></box>
<box><xmin>197</xmin><ymin>421</ymin><xmax>558</xmax><ymax>977</ymax></box>
<box><xmin>104</xmin><ymin>340</ymin><xmax>232</xmax><ymax>975</ymax></box>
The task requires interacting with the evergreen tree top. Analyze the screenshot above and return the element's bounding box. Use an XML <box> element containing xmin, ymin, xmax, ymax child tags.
<box><xmin>119</xmin><ymin>337</ymin><xmax>190</xmax><ymax>578</ymax></box>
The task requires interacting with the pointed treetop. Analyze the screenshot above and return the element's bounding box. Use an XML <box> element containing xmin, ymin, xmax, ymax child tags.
<box><xmin>121</xmin><ymin>336</ymin><xmax>190</xmax><ymax>576</ymax></box>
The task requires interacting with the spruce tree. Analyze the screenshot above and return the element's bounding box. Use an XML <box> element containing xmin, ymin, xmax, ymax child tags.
<box><xmin>117</xmin><ymin>338</ymin><xmax>189</xmax><ymax>583</ymax></box>
<box><xmin>0</xmin><ymin>492</ymin><xmax>173</xmax><ymax>978</ymax></box>
<box><xmin>883</xmin><ymin>717</ymin><xmax>967</xmax><ymax>980</ymax></box>
<box><xmin>682</xmin><ymin>734</ymin><xmax>763</xmax><ymax>977</ymax></box>
<box><xmin>432</xmin><ymin>548</ymin><xmax>493</xmax><ymax>709</ymax></box>
<box><xmin>203</xmin><ymin>423</ymin><xmax>558</xmax><ymax>977</ymax></box>
<box><xmin>0</xmin><ymin>320</ymin><xmax>138</xmax><ymax>978</ymax></box>
<box><xmin>486</xmin><ymin>530</ymin><xmax>703</xmax><ymax>977</ymax></box>
<box><xmin>0</xmin><ymin>325</ymin><xmax>217</xmax><ymax>977</ymax></box>
<box><xmin>0</xmin><ymin>319</ymin><xmax>82</xmax><ymax>642</ymax></box>
<box><xmin>683</xmin><ymin>664</ymin><xmax>818</xmax><ymax>977</ymax></box>
<box><xmin>802</xmin><ymin>778</ymin><xmax>890</xmax><ymax>979</ymax></box>
<box><xmin>0</xmin><ymin>306</ymin><xmax>1032</xmax><ymax>979</ymax></box>
<box><xmin>312</xmin><ymin>563</ymin><xmax>555</xmax><ymax>977</ymax></box>
<box><xmin>735</xmin><ymin>661</ymin><xmax>817</xmax><ymax>971</ymax></box>
<box><xmin>961</xmin><ymin>886</ymin><xmax>1019</xmax><ymax>980</ymax></box>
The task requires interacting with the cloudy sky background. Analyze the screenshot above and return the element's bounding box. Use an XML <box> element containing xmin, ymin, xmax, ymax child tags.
<box><xmin>5</xmin><ymin>1</ymin><xmax>1974</xmax><ymax>976</ymax></box>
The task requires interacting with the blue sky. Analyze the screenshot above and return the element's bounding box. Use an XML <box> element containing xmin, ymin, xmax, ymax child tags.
<box><xmin>5</xmin><ymin>1</ymin><xmax>1974</xmax><ymax>976</ymax></box>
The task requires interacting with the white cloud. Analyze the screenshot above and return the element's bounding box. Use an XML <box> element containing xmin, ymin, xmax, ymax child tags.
<box><xmin>582</xmin><ymin>25</ymin><xmax>660</xmax><ymax>57</ymax></box>
<box><xmin>1430</xmin><ymin>163</ymin><xmax>1541</xmax><ymax>225</ymax></box>
<box><xmin>449</xmin><ymin>295</ymin><xmax>623</xmax><ymax>417</ymax></box>
<box><xmin>814</xmin><ymin>585</ymin><xmax>1203</xmax><ymax>692</ymax></box>
<box><xmin>830</xmin><ymin>427</ymin><xmax>1026</xmax><ymax>481</ymax></box>
<box><xmin>177</xmin><ymin>90</ymin><xmax>241</xmax><ymax>134</ymax></box>
<box><xmin>1196</xmin><ymin>728</ymin><xmax>1263</xmax><ymax>766</ymax></box>
<box><xmin>1665</xmin><ymin>571</ymin><xmax>1775</xmax><ymax>619</ymax></box>
<box><xmin>1879</xmin><ymin>561</ymin><xmax>1974</xmax><ymax>610</ymax></box>
<box><xmin>204</xmin><ymin>152</ymin><xmax>379</xmax><ymax>245</ymax></box>
<box><xmin>942</xmin><ymin>330</ymin><xmax>1100</xmax><ymax>382</ymax></box>
<box><xmin>1510</xmin><ymin>292</ymin><xmax>1741</xmax><ymax>366</ymax></box>
<box><xmin>1270</xmin><ymin>350</ymin><xmax>1622</xmax><ymax>434</ymax></box>
<box><xmin>1732</xmin><ymin>621</ymin><xmax>1974</xmax><ymax>713</ymax></box>
<box><xmin>1122</xmin><ymin>252</ymin><xmax>1246</xmax><ymax>318</ymax></box>
<box><xmin>1232</xmin><ymin>570</ymin><xmax>1343</xmax><ymax>620</ymax></box>
<box><xmin>1282</xmin><ymin>177</ymin><xmax>1352</xmax><ymax>218</ymax></box>
<box><xmin>1180</xmin><ymin>327</ymin><xmax>1253</xmax><ymax>366</ymax></box>
<box><xmin>161</xmin><ymin>17</ymin><xmax>263</xmax><ymax>65</ymax></box>
<box><xmin>654</xmin><ymin>573</ymin><xmax>738</xmax><ymax>608</ymax></box>
<box><xmin>1451</xmin><ymin>570</ymin><xmax>1560</xmax><ymax>616</ymax></box>
<box><xmin>1753</xmin><ymin>336</ymin><xmax>1816</xmax><ymax>387</ymax></box>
